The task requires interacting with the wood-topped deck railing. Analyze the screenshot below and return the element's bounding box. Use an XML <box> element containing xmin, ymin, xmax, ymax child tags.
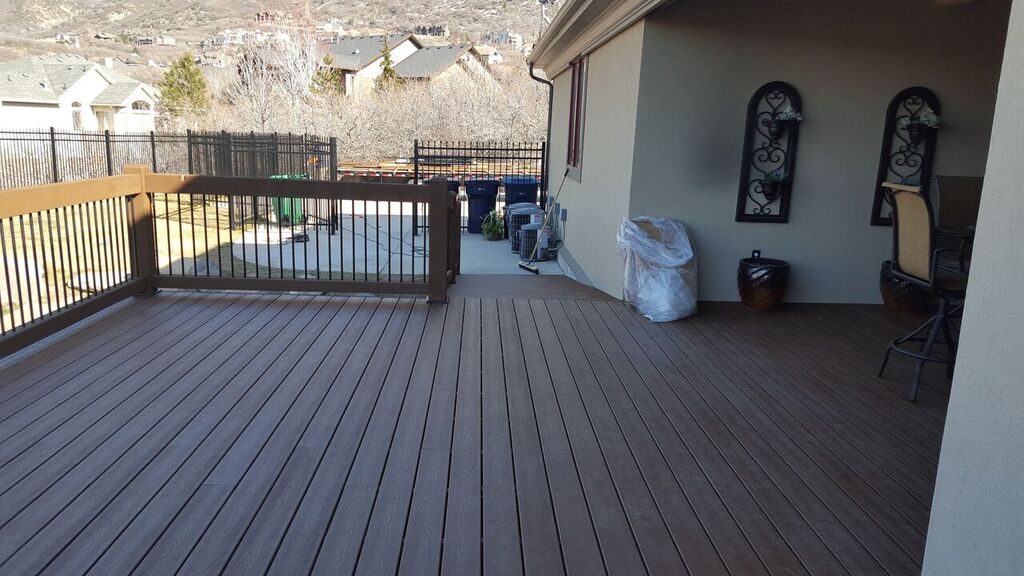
<box><xmin>0</xmin><ymin>165</ymin><xmax>459</xmax><ymax>357</ymax></box>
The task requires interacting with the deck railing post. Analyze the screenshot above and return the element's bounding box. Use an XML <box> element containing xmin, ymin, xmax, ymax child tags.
<box><xmin>124</xmin><ymin>165</ymin><xmax>158</xmax><ymax>293</ymax></box>
<box><xmin>427</xmin><ymin>181</ymin><xmax>449</xmax><ymax>303</ymax></box>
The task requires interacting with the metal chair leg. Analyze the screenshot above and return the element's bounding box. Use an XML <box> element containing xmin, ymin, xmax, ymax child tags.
<box><xmin>909</xmin><ymin>300</ymin><xmax>947</xmax><ymax>401</ymax></box>
<box><xmin>878</xmin><ymin>346</ymin><xmax>893</xmax><ymax>377</ymax></box>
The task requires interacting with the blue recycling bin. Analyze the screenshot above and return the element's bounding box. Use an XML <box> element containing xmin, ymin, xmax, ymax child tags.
<box><xmin>465</xmin><ymin>179</ymin><xmax>499</xmax><ymax>233</ymax></box>
<box><xmin>503</xmin><ymin>175</ymin><xmax>539</xmax><ymax>205</ymax></box>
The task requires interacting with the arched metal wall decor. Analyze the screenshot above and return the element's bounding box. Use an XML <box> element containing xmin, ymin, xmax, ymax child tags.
<box><xmin>870</xmin><ymin>87</ymin><xmax>941</xmax><ymax>226</ymax></box>
<box><xmin>735</xmin><ymin>81</ymin><xmax>802</xmax><ymax>223</ymax></box>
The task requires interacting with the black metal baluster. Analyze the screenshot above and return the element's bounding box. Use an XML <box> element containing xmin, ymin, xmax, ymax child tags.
<box><xmin>366</xmin><ymin>196</ymin><xmax>370</xmax><ymax>280</ymax></box>
<box><xmin>387</xmin><ymin>201</ymin><xmax>392</xmax><ymax>282</ymax></box>
<box><xmin>314</xmin><ymin>198</ymin><xmax>321</xmax><ymax>280</ymax></box>
<box><xmin>266</xmin><ymin>196</ymin><xmax>272</xmax><ymax>279</ymax></box>
<box><xmin>375</xmin><ymin>199</ymin><xmax>380</xmax><ymax>282</ymax></box>
<box><xmin>202</xmin><ymin>193</ymin><xmax>210</xmax><ymax>276</ymax></box>
<box><xmin>48</xmin><ymin>209</ymin><xmax>67</xmax><ymax>310</ymax></box>
<box><xmin>0</xmin><ymin>219</ymin><xmax>19</xmax><ymax>329</ymax></box>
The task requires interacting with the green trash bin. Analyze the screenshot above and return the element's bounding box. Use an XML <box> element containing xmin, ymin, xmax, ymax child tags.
<box><xmin>270</xmin><ymin>174</ymin><xmax>306</xmax><ymax>223</ymax></box>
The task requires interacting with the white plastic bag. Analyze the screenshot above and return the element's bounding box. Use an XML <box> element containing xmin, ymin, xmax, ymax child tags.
<box><xmin>616</xmin><ymin>217</ymin><xmax>698</xmax><ymax>322</ymax></box>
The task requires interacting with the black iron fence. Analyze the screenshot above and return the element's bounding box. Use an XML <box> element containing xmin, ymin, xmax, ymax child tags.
<box><xmin>412</xmin><ymin>140</ymin><xmax>547</xmax><ymax>232</ymax></box>
<box><xmin>0</xmin><ymin>129</ymin><xmax>338</xmax><ymax>190</ymax></box>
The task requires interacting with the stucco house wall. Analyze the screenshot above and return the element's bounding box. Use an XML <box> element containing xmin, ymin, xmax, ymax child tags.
<box><xmin>542</xmin><ymin>0</ymin><xmax>1009</xmax><ymax>303</ymax></box>
<box><xmin>628</xmin><ymin>0</ymin><xmax>1009</xmax><ymax>302</ymax></box>
<box><xmin>922</xmin><ymin>3</ymin><xmax>1024</xmax><ymax>573</ymax></box>
<box><xmin>56</xmin><ymin>68</ymin><xmax>108</xmax><ymax>130</ymax></box>
<box><xmin>0</xmin><ymin>102</ymin><xmax>65</xmax><ymax>130</ymax></box>
<box><xmin>548</xmin><ymin>21</ymin><xmax>646</xmax><ymax>298</ymax></box>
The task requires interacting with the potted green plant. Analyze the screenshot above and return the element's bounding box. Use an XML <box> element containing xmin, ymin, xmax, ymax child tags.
<box><xmin>765</xmin><ymin>106</ymin><xmax>802</xmax><ymax>140</ymax></box>
<box><xmin>898</xmin><ymin>107</ymin><xmax>942</xmax><ymax>145</ymax></box>
<box><xmin>481</xmin><ymin>209</ymin><xmax>504</xmax><ymax>241</ymax></box>
<box><xmin>760</xmin><ymin>170</ymin><xmax>788</xmax><ymax>202</ymax></box>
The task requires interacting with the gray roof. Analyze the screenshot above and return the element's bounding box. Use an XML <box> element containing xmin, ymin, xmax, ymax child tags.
<box><xmin>92</xmin><ymin>83</ymin><xmax>142</xmax><ymax>106</ymax></box>
<box><xmin>394</xmin><ymin>45</ymin><xmax>470</xmax><ymax>79</ymax></box>
<box><xmin>0</xmin><ymin>54</ymin><xmax>152</xmax><ymax>105</ymax></box>
<box><xmin>325</xmin><ymin>34</ymin><xmax>413</xmax><ymax>71</ymax></box>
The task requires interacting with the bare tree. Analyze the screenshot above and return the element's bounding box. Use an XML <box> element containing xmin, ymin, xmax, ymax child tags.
<box><xmin>270</xmin><ymin>29</ymin><xmax>321</xmax><ymax>106</ymax></box>
<box><xmin>186</xmin><ymin>55</ymin><xmax>548</xmax><ymax>161</ymax></box>
<box><xmin>227</xmin><ymin>42</ymin><xmax>280</xmax><ymax>132</ymax></box>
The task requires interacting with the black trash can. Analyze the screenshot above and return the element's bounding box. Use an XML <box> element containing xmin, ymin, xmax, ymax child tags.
<box><xmin>465</xmin><ymin>179</ymin><xmax>499</xmax><ymax>233</ymax></box>
<box><xmin>503</xmin><ymin>175</ymin><xmax>539</xmax><ymax>205</ymax></box>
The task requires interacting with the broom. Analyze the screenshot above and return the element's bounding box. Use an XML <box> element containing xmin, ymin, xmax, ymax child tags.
<box><xmin>518</xmin><ymin>168</ymin><xmax>570</xmax><ymax>274</ymax></box>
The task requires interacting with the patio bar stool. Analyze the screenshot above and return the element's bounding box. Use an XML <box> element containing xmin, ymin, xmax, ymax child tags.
<box><xmin>878</xmin><ymin>186</ymin><xmax>970</xmax><ymax>401</ymax></box>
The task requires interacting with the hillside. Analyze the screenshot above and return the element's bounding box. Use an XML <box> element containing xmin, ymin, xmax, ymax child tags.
<box><xmin>0</xmin><ymin>0</ymin><xmax>549</xmax><ymax>47</ymax></box>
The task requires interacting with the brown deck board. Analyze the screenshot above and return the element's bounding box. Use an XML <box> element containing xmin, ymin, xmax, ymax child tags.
<box><xmin>311</xmin><ymin>300</ymin><xmax>430</xmax><ymax>575</ymax></box>
<box><xmin>549</xmin><ymin>299</ymin><xmax>688</xmax><ymax>574</ymax></box>
<box><xmin>440</xmin><ymin>296</ymin><xmax>483</xmax><ymax>576</ymax></box>
<box><xmin>0</xmin><ymin>294</ymin><xmax>285</xmax><ymax>531</ymax></box>
<box><xmin>212</xmin><ymin>298</ymin><xmax>388</xmax><ymax>576</ymax></box>
<box><xmin>6</xmin><ymin>296</ymin><xmax>327</xmax><ymax>574</ymax></box>
<box><xmin>698</xmin><ymin>304</ymin><xmax>937</xmax><ymax>498</ymax></box>
<box><xmin>0</xmin><ymin>292</ymin><xmax>186</xmax><ymax>408</ymax></box>
<box><xmin>95</xmin><ymin>297</ymin><xmax>360</xmax><ymax>575</ymax></box>
<box><xmin>397</xmin><ymin>297</ymin><xmax>464</xmax><ymax>576</ymax></box>
<box><xmin>266</xmin><ymin>299</ymin><xmax>410</xmax><ymax>576</ymax></box>
<box><xmin>480</xmin><ymin>298</ymin><xmax>523</xmax><ymax>576</ymax></box>
<box><xmin>709</xmin><ymin>303</ymin><xmax>944</xmax><ymax>467</ymax></box>
<box><xmin>688</xmin><ymin>310</ymin><xmax>932</xmax><ymax>529</ymax></box>
<box><xmin>0</xmin><ymin>292</ymin><xmax>949</xmax><ymax>576</ymax></box>
<box><xmin>513</xmin><ymin>299</ymin><xmax>605</xmax><ymax>576</ymax></box>
<box><xmin>353</xmin><ymin>301</ymin><xmax>446</xmax><ymax>576</ymax></box>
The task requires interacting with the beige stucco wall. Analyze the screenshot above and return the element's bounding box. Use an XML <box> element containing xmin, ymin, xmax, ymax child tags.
<box><xmin>548</xmin><ymin>20</ymin><xmax>646</xmax><ymax>297</ymax></box>
<box><xmin>922</xmin><ymin>2</ymin><xmax>1024</xmax><ymax>573</ymax></box>
<box><xmin>627</xmin><ymin>0</ymin><xmax>1009</xmax><ymax>302</ymax></box>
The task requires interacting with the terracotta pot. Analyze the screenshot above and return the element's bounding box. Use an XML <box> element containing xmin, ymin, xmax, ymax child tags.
<box><xmin>879</xmin><ymin>260</ymin><xmax>927</xmax><ymax>314</ymax></box>
<box><xmin>738</xmin><ymin>257</ymin><xmax>790</xmax><ymax>311</ymax></box>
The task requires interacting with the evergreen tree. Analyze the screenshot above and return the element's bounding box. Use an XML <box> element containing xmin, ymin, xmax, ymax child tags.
<box><xmin>157</xmin><ymin>53</ymin><xmax>209</xmax><ymax>116</ymax></box>
<box><xmin>376</xmin><ymin>37</ymin><xmax>402</xmax><ymax>90</ymax></box>
<box><xmin>312</xmin><ymin>55</ymin><xmax>344</xmax><ymax>94</ymax></box>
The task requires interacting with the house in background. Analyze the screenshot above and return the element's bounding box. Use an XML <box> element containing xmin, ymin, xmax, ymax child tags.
<box><xmin>394</xmin><ymin>45</ymin><xmax>494</xmax><ymax>85</ymax></box>
<box><xmin>324</xmin><ymin>34</ymin><xmax>422</xmax><ymax>96</ymax></box>
<box><xmin>530</xmin><ymin>0</ymin><xmax>1023</xmax><ymax>574</ymax></box>
<box><xmin>0</xmin><ymin>55</ymin><xmax>158</xmax><ymax>132</ymax></box>
<box><xmin>472</xmin><ymin>45</ymin><xmax>504</xmax><ymax>66</ymax></box>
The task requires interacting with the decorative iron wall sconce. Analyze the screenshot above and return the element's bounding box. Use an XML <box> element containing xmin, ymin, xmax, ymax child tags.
<box><xmin>870</xmin><ymin>87</ymin><xmax>941</xmax><ymax>226</ymax></box>
<box><xmin>735</xmin><ymin>81</ymin><xmax>802</xmax><ymax>223</ymax></box>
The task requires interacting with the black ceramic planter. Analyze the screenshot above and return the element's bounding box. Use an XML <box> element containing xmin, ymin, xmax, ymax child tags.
<box><xmin>738</xmin><ymin>256</ymin><xmax>790</xmax><ymax>311</ymax></box>
<box><xmin>879</xmin><ymin>260</ymin><xmax>927</xmax><ymax>315</ymax></box>
<box><xmin>765</xmin><ymin>119</ymin><xmax>795</xmax><ymax>141</ymax></box>
<box><xmin>760</xmin><ymin>180</ymin><xmax>784</xmax><ymax>202</ymax></box>
<box><xmin>906</xmin><ymin>123</ymin><xmax>930</xmax><ymax>146</ymax></box>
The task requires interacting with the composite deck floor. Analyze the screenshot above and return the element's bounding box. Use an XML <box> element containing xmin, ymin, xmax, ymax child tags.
<box><xmin>0</xmin><ymin>290</ymin><xmax>949</xmax><ymax>576</ymax></box>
